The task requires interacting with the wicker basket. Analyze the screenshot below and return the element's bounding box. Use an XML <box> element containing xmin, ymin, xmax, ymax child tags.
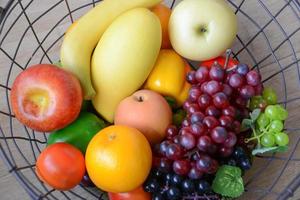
<box><xmin>0</xmin><ymin>0</ymin><xmax>299</xmax><ymax>199</ymax></box>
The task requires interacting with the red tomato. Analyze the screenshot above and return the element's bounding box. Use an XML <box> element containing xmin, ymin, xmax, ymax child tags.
<box><xmin>36</xmin><ymin>143</ymin><xmax>85</xmax><ymax>190</ymax></box>
<box><xmin>108</xmin><ymin>187</ymin><xmax>151</xmax><ymax>200</ymax></box>
<box><xmin>200</xmin><ymin>56</ymin><xmax>239</xmax><ymax>70</ymax></box>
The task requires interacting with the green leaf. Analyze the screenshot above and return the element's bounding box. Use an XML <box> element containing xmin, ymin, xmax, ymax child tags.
<box><xmin>212</xmin><ymin>165</ymin><xmax>244</xmax><ymax>198</ymax></box>
<box><xmin>250</xmin><ymin>109</ymin><xmax>261</xmax><ymax>121</ymax></box>
<box><xmin>241</xmin><ymin>119</ymin><xmax>253</xmax><ymax>131</ymax></box>
<box><xmin>252</xmin><ymin>145</ymin><xmax>288</xmax><ymax>155</ymax></box>
<box><xmin>164</xmin><ymin>96</ymin><xmax>177</xmax><ymax>109</ymax></box>
<box><xmin>172</xmin><ymin>109</ymin><xmax>186</xmax><ymax>127</ymax></box>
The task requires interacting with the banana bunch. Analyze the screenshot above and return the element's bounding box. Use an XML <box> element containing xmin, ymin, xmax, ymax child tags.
<box><xmin>60</xmin><ymin>0</ymin><xmax>162</xmax><ymax>122</ymax></box>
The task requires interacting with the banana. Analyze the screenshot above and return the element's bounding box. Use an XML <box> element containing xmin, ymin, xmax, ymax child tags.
<box><xmin>60</xmin><ymin>0</ymin><xmax>162</xmax><ymax>100</ymax></box>
<box><xmin>91</xmin><ymin>8</ymin><xmax>162</xmax><ymax>122</ymax></box>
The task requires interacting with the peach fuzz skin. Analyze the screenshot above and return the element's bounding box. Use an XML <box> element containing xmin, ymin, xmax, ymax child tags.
<box><xmin>10</xmin><ymin>64</ymin><xmax>83</xmax><ymax>132</ymax></box>
<box><xmin>114</xmin><ymin>90</ymin><xmax>172</xmax><ymax>144</ymax></box>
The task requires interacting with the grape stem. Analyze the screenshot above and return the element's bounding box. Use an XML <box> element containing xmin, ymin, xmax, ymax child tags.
<box><xmin>244</xmin><ymin>124</ymin><xmax>271</xmax><ymax>144</ymax></box>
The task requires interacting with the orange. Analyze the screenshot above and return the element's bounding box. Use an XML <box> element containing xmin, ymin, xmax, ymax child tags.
<box><xmin>151</xmin><ymin>4</ymin><xmax>172</xmax><ymax>49</ymax></box>
<box><xmin>85</xmin><ymin>125</ymin><xmax>152</xmax><ymax>193</ymax></box>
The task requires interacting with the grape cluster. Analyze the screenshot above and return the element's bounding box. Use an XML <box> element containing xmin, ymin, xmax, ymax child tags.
<box><xmin>150</xmin><ymin>63</ymin><xmax>263</xmax><ymax>199</ymax></box>
<box><xmin>143</xmin><ymin>169</ymin><xmax>214</xmax><ymax>200</ymax></box>
<box><xmin>248</xmin><ymin>88</ymin><xmax>289</xmax><ymax>148</ymax></box>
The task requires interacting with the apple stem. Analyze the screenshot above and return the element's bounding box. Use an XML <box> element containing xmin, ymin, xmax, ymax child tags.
<box><xmin>138</xmin><ymin>96</ymin><xmax>144</xmax><ymax>102</ymax></box>
<box><xmin>224</xmin><ymin>49</ymin><xmax>232</xmax><ymax>70</ymax></box>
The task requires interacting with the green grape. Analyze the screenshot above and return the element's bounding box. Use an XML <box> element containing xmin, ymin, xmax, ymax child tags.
<box><xmin>269</xmin><ymin>120</ymin><xmax>284</xmax><ymax>132</ymax></box>
<box><xmin>256</xmin><ymin>113</ymin><xmax>270</xmax><ymax>130</ymax></box>
<box><xmin>262</xmin><ymin>88</ymin><xmax>277</xmax><ymax>105</ymax></box>
<box><xmin>249</xmin><ymin>96</ymin><xmax>265</xmax><ymax>111</ymax></box>
<box><xmin>265</xmin><ymin>105</ymin><xmax>279</xmax><ymax>120</ymax></box>
<box><xmin>274</xmin><ymin>105</ymin><xmax>288</xmax><ymax>121</ymax></box>
<box><xmin>275</xmin><ymin>132</ymin><xmax>289</xmax><ymax>146</ymax></box>
<box><xmin>261</xmin><ymin>133</ymin><xmax>275</xmax><ymax>147</ymax></box>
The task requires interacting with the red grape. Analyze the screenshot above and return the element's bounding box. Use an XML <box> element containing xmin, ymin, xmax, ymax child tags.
<box><xmin>203</xmin><ymin>116</ymin><xmax>219</xmax><ymax>129</ymax></box>
<box><xmin>255</xmin><ymin>83</ymin><xmax>264</xmax><ymax>95</ymax></box>
<box><xmin>229</xmin><ymin>73</ymin><xmax>244</xmax><ymax>88</ymax></box>
<box><xmin>188</xmin><ymin>87</ymin><xmax>201</xmax><ymax>102</ymax></box>
<box><xmin>196</xmin><ymin>155</ymin><xmax>212</xmax><ymax>173</ymax></box>
<box><xmin>211</xmin><ymin>126</ymin><xmax>228</xmax><ymax>143</ymax></box>
<box><xmin>187</xmin><ymin>103</ymin><xmax>200</xmax><ymax>114</ymax></box>
<box><xmin>183</xmin><ymin>101</ymin><xmax>192</xmax><ymax>110</ymax></box>
<box><xmin>188</xmin><ymin>166</ymin><xmax>203</xmax><ymax>179</ymax></box>
<box><xmin>213</xmin><ymin>92</ymin><xmax>229</xmax><ymax>108</ymax></box>
<box><xmin>197</xmin><ymin>136</ymin><xmax>212</xmax><ymax>152</ymax></box>
<box><xmin>186</xmin><ymin>71</ymin><xmax>197</xmax><ymax>84</ymax></box>
<box><xmin>166</xmin><ymin>143</ymin><xmax>184</xmax><ymax>160</ymax></box>
<box><xmin>209</xmin><ymin>65</ymin><xmax>225</xmax><ymax>81</ymax></box>
<box><xmin>190</xmin><ymin>123</ymin><xmax>207</xmax><ymax>137</ymax></box>
<box><xmin>157</xmin><ymin>158</ymin><xmax>173</xmax><ymax>172</ymax></box>
<box><xmin>160</xmin><ymin>140</ymin><xmax>172</xmax><ymax>156</ymax></box>
<box><xmin>166</xmin><ymin>125</ymin><xmax>178</xmax><ymax>139</ymax></box>
<box><xmin>173</xmin><ymin>135</ymin><xmax>181</xmax><ymax>144</ymax></box>
<box><xmin>224</xmin><ymin>132</ymin><xmax>237</xmax><ymax>148</ymax></box>
<box><xmin>236</xmin><ymin>63</ymin><xmax>249</xmax><ymax>75</ymax></box>
<box><xmin>173</xmin><ymin>160</ymin><xmax>191</xmax><ymax>176</ymax></box>
<box><xmin>200</xmin><ymin>81</ymin><xmax>208</xmax><ymax>93</ymax></box>
<box><xmin>198</xmin><ymin>94</ymin><xmax>212</xmax><ymax>110</ymax></box>
<box><xmin>240</xmin><ymin>85</ymin><xmax>255</xmax><ymax>99</ymax></box>
<box><xmin>222</xmin><ymin>106</ymin><xmax>236</xmax><ymax>118</ymax></box>
<box><xmin>231</xmin><ymin>121</ymin><xmax>241</xmax><ymax>134</ymax></box>
<box><xmin>205</xmin><ymin>106</ymin><xmax>221</xmax><ymax>118</ymax></box>
<box><xmin>190</xmin><ymin>112</ymin><xmax>205</xmax><ymax>124</ymax></box>
<box><xmin>219</xmin><ymin>115</ymin><xmax>233</xmax><ymax>129</ymax></box>
<box><xmin>207</xmin><ymin>159</ymin><xmax>219</xmax><ymax>174</ymax></box>
<box><xmin>205</xmin><ymin>80</ymin><xmax>222</xmax><ymax>95</ymax></box>
<box><xmin>179</xmin><ymin>127</ymin><xmax>192</xmax><ymax>135</ymax></box>
<box><xmin>195</xmin><ymin>67</ymin><xmax>209</xmax><ymax>83</ymax></box>
<box><xmin>246</xmin><ymin>70</ymin><xmax>261</xmax><ymax>86</ymax></box>
<box><xmin>179</xmin><ymin>133</ymin><xmax>196</xmax><ymax>150</ymax></box>
<box><xmin>182</xmin><ymin>119</ymin><xmax>190</xmax><ymax>127</ymax></box>
<box><xmin>219</xmin><ymin>146</ymin><xmax>234</xmax><ymax>157</ymax></box>
<box><xmin>222</xmin><ymin>84</ymin><xmax>233</xmax><ymax>97</ymax></box>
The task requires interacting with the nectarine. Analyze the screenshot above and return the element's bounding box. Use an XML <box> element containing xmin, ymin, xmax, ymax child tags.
<box><xmin>114</xmin><ymin>90</ymin><xmax>172</xmax><ymax>144</ymax></box>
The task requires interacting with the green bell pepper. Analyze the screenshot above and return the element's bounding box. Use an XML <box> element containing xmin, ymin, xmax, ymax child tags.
<box><xmin>47</xmin><ymin>112</ymin><xmax>106</xmax><ymax>153</ymax></box>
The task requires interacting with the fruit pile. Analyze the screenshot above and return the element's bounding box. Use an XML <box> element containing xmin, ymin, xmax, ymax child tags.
<box><xmin>8</xmin><ymin>0</ymin><xmax>290</xmax><ymax>200</ymax></box>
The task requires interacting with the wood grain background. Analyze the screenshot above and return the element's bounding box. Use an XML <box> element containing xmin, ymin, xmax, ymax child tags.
<box><xmin>0</xmin><ymin>0</ymin><xmax>299</xmax><ymax>199</ymax></box>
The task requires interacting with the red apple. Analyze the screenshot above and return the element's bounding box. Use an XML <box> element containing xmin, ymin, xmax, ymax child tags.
<box><xmin>11</xmin><ymin>64</ymin><xmax>83</xmax><ymax>132</ymax></box>
<box><xmin>108</xmin><ymin>186</ymin><xmax>151</xmax><ymax>200</ymax></box>
<box><xmin>114</xmin><ymin>89</ymin><xmax>172</xmax><ymax>144</ymax></box>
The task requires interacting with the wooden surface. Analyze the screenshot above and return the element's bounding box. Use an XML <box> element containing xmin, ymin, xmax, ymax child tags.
<box><xmin>0</xmin><ymin>0</ymin><xmax>300</xmax><ymax>199</ymax></box>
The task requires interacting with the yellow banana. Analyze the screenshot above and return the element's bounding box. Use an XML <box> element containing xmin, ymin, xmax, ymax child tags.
<box><xmin>91</xmin><ymin>8</ymin><xmax>162</xmax><ymax>122</ymax></box>
<box><xmin>60</xmin><ymin>0</ymin><xmax>162</xmax><ymax>100</ymax></box>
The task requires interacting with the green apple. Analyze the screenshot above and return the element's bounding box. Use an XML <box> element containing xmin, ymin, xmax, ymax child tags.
<box><xmin>169</xmin><ymin>0</ymin><xmax>237</xmax><ymax>61</ymax></box>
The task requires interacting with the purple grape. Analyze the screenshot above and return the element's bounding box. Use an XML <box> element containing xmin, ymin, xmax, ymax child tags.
<box><xmin>190</xmin><ymin>123</ymin><xmax>206</xmax><ymax>137</ymax></box>
<box><xmin>166</xmin><ymin>143</ymin><xmax>183</xmax><ymax>160</ymax></box>
<box><xmin>203</xmin><ymin>116</ymin><xmax>219</xmax><ymax>129</ymax></box>
<box><xmin>213</xmin><ymin>92</ymin><xmax>229</xmax><ymax>109</ymax></box>
<box><xmin>224</xmin><ymin>132</ymin><xmax>237</xmax><ymax>148</ymax></box>
<box><xmin>196</xmin><ymin>155</ymin><xmax>213</xmax><ymax>173</ymax></box>
<box><xmin>229</xmin><ymin>73</ymin><xmax>244</xmax><ymax>88</ymax></box>
<box><xmin>205</xmin><ymin>80</ymin><xmax>222</xmax><ymax>95</ymax></box>
<box><xmin>198</xmin><ymin>94</ymin><xmax>212</xmax><ymax>110</ymax></box>
<box><xmin>219</xmin><ymin>115</ymin><xmax>233</xmax><ymax>129</ymax></box>
<box><xmin>188</xmin><ymin>166</ymin><xmax>203</xmax><ymax>179</ymax></box>
<box><xmin>211</xmin><ymin>126</ymin><xmax>228</xmax><ymax>144</ymax></box>
<box><xmin>246</xmin><ymin>70</ymin><xmax>261</xmax><ymax>86</ymax></box>
<box><xmin>179</xmin><ymin>133</ymin><xmax>196</xmax><ymax>150</ymax></box>
<box><xmin>222</xmin><ymin>106</ymin><xmax>236</xmax><ymax>118</ymax></box>
<box><xmin>188</xmin><ymin>87</ymin><xmax>201</xmax><ymax>102</ymax></box>
<box><xmin>240</xmin><ymin>85</ymin><xmax>255</xmax><ymax>99</ymax></box>
<box><xmin>219</xmin><ymin>146</ymin><xmax>234</xmax><ymax>157</ymax></box>
<box><xmin>173</xmin><ymin>160</ymin><xmax>191</xmax><ymax>176</ymax></box>
<box><xmin>195</xmin><ymin>67</ymin><xmax>209</xmax><ymax>83</ymax></box>
<box><xmin>209</xmin><ymin>65</ymin><xmax>225</xmax><ymax>81</ymax></box>
<box><xmin>197</xmin><ymin>136</ymin><xmax>212</xmax><ymax>152</ymax></box>
<box><xmin>236</xmin><ymin>63</ymin><xmax>249</xmax><ymax>75</ymax></box>
<box><xmin>222</xmin><ymin>84</ymin><xmax>233</xmax><ymax>97</ymax></box>
<box><xmin>190</xmin><ymin>112</ymin><xmax>205</xmax><ymax>124</ymax></box>
<box><xmin>187</xmin><ymin>103</ymin><xmax>200</xmax><ymax>114</ymax></box>
<box><xmin>166</xmin><ymin>125</ymin><xmax>179</xmax><ymax>139</ymax></box>
<box><xmin>205</xmin><ymin>106</ymin><xmax>221</xmax><ymax>118</ymax></box>
<box><xmin>186</xmin><ymin>71</ymin><xmax>197</xmax><ymax>84</ymax></box>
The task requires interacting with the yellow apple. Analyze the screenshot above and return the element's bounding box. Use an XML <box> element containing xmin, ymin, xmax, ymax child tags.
<box><xmin>169</xmin><ymin>0</ymin><xmax>237</xmax><ymax>61</ymax></box>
